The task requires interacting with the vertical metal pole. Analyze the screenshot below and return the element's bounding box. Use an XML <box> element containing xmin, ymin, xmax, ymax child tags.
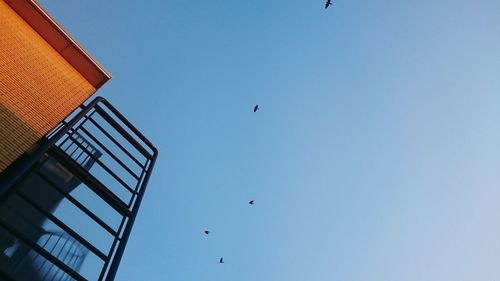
<box><xmin>104</xmin><ymin>148</ymin><xmax>157</xmax><ymax>281</ymax></box>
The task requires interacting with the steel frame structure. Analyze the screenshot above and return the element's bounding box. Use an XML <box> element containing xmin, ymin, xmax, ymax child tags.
<box><xmin>0</xmin><ymin>97</ymin><xmax>158</xmax><ymax>281</ymax></box>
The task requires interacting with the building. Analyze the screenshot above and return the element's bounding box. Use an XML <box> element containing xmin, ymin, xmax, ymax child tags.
<box><xmin>0</xmin><ymin>1</ymin><xmax>158</xmax><ymax>280</ymax></box>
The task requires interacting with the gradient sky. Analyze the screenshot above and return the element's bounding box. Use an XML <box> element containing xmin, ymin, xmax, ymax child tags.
<box><xmin>38</xmin><ymin>0</ymin><xmax>500</xmax><ymax>280</ymax></box>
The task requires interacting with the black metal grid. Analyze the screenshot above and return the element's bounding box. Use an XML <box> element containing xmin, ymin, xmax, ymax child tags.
<box><xmin>0</xmin><ymin>97</ymin><xmax>158</xmax><ymax>281</ymax></box>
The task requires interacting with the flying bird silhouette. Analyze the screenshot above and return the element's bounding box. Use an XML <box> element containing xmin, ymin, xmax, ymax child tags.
<box><xmin>253</xmin><ymin>105</ymin><xmax>260</xmax><ymax>112</ymax></box>
<box><xmin>325</xmin><ymin>0</ymin><xmax>333</xmax><ymax>9</ymax></box>
<box><xmin>204</xmin><ymin>230</ymin><xmax>210</xmax><ymax>235</ymax></box>
<box><xmin>249</xmin><ymin>200</ymin><xmax>254</xmax><ymax>205</ymax></box>
<box><xmin>219</xmin><ymin>257</ymin><xmax>224</xmax><ymax>263</ymax></box>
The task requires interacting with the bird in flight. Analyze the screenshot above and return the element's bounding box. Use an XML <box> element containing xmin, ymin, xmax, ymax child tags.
<box><xmin>219</xmin><ymin>257</ymin><xmax>224</xmax><ymax>264</ymax></box>
<box><xmin>253</xmin><ymin>105</ymin><xmax>260</xmax><ymax>112</ymax></box>
<box><xmin>249</xmin><ymin>200</ymin><xmax>254</xmax><ymax>205</ymax></box>
<box><xmin>325</xmin><ymin>0</ymin><xmax>333</xmax><ymax>9</ymax></box>
<box><xmin>204</xmin><ymin>230</ymin><xmax>210</xmax><ymax>235</ymax></box>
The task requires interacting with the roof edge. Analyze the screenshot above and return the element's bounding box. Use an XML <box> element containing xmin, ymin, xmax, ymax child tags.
<box><xmin>5</xmin><ymin>0</ymin><xmax>111</xmax><ymax>89</ymax></box>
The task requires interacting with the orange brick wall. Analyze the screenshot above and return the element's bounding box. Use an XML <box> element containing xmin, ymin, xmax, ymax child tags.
<box><xmin>0</xmin><ymin>0</ymin><xmax>96</xmax><ymax>171</ymax></box>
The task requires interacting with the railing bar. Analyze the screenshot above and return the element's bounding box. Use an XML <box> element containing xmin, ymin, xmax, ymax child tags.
<box><xmin>64</xmin><ymin>256</ymin><xmax>76</xmax><ymax>280</ymax></box>
<box><xmin>0</xmin><ymin>99</ymin><xmax>113</xmax><ymax>201</ymax></box>
<box><xmin>43</xmin><ymin>233</ymin><xmax>54</xmax><ymax>247</ymax></box>
<box><xmin>56</xmin><ymin>109</ymin><xmax>94</xmax><ymax>153</ymax></box>
<box><xmin>0</xmin><ymin>219</ymin><xmax>88</xmax><ymax>281</ymax></box>
<box><xmin>79</xmin><ymin>127</ymin><xmax>141</xmax><ymax>180</ymax></box>
<box><xmin>16</xmin><ymin>191</ymin><xmax>109</xmax><ymax>262</ymax></box>
<box><xmin>87</xmin><ymin>118</ymin><xmax>146</xmax><ymax>169</ymax></box>
<box><xmin>68</xmin><ymin>110</ymin><xmax>96</xmax><ymax>138</ymax></box>
<box><xmin>41</xmin><ymin>237</ymin><xmax>69</xmax><ymax>281</ymax></box>
<box><xmin>36</xmin><ymin>170</ymin><xmax>119</xmax><ymax>238</ymax></box>
<box><xmin>51</xmin><ymin>269</ymin><xmax>64</xmax><ymax>281</ymax></box>
<box><xmin>12</xmin><ymin>232</ymin><xmax>49</xmax><ymax>274</ymax></box>
<box><xmin>94</xmin><ymin>106</ymin><xmax>152</xmax><ymax>159</ymax></box>
<box><xmin>83</xmin><ymin>154</ymin><xmax>91</xmax><ymax>166</ymax></box>
<box><xmin>37</xmin><ymin>234</ymin><xmax>62</xmax><ymax>277</ymax></box>
<box><xmin>84</xmin><ymin>141</ymin><xmax>92</xmax><ymax>160</ymax></box>
<box><xmin>63</xmin><ymin>255</ymin><xmax>77</xmax><ymax>281</ymax></box>
<box><xmin>135</xmin><ymin>159</ymin><xmax>150</xmax><ymax>194</ymax></box>
<box><xmin>74</xmin><ymin>244</ymin><xmax>87</xmax><ymax>271</ymax></box>
<box><xmin>97</xmin><ymin>99</ymin><xmax>156</xmax><ymax>153</ymax></box>
<box><xmin>55</xmin><ymin>237</ymin><xmax>70</xmax><ymax>260</ymax></box>
<box><xmin>47</xmin><ymin>104</ymin><xmax>96</xmax><ymax>141</ymax></box>
<box><xmin>41</xmin><ymin>264</ymin><xmax>52</xmax><ymax>280</ymax></box>
<box><xmin>98</xmin><ymin>214</ymin><xmax>127</xmax><ymax>281</ymax></box>
<box><xmin>75</xmin><ymin>146</ymin><xmax>86</xmax><ymax>164</ymax></box>
<box><xmin>77</xmin><ymin>141</ymin><xmax>92</xmax><ymax>163</ymax></box>
<box><xmin>60</xmin><ymin>238</ymin><xmax>73</xmax><ymax>265</ymax></box>
<box><xmin>63</xmin><ymin>270</ymin><xmax>74</xmax><ymax>281</ymax></box>
<box><xmin>49</xmin><ymin>148</ymin><xmax>132</xmax><ymax>217</ymax></box>
<box><xmin>66</xmin><ymin>135</ymin><xmax>136</xmax><ymax>195</ymax></box>
<box><xmin>66</xmin><ymin>242</ymin><xmax>79</xmax><ymax>265</ymax></box>
<box><xmin>61</xmin><ymin>239</ymin><xmax>81</xmax><ymax>281</ymax></box>
<box><xmin>58</xmin><ymin>135</ymin><xmax>73</xmax><ymax>152</ymax></box>
<box><xmin>104</xmin><ymin>139</ymin><xmax>158</xmax><ymax>281</ymax></box>
<box><xmin>127</xmin><ymin>162</ymin><xmax>148</xmax><ymax>207</ymax></box>
<box><xmin>34</xmin><ymin>233</ymin><xmax>60</xmax><ymax>278</ymax></box>
<box><xmin>46</xmin><ymin>121</ymin><xmax>67</xmax><ymax>140</ymax></box>
<box><xmin>68</xmin><ymin>142</ymin><xmax>80</xmax><ymax>157</ymax></box>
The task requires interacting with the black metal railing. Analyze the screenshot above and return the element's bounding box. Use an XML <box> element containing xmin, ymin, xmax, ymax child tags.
<box><xmin>0</xmin><ymin>97</ymin><xmax>158</xmax><ymax>281</ymax></box>
<box><xmin>13</xmin><ymin>230</ymin><xmax>89</xmax><ymax>281</ymax></box>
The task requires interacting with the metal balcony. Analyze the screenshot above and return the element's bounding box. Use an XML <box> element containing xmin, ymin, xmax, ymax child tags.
<box><xmin>0</xmin><ymin>97</ymin><xmax>158</xmax><ymax>281</ymax></box>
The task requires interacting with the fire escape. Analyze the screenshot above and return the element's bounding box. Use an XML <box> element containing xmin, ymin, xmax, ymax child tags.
<box><xmin>0</xmin><ymin>97</ymin><xmax>158</xmax><ymax>281</ymax></box>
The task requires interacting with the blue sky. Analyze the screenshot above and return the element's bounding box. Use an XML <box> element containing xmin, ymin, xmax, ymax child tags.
<box><xmin>39</xmin><ymin>0</ymin><xmax>500</xmax><ymax>280</ymax></box>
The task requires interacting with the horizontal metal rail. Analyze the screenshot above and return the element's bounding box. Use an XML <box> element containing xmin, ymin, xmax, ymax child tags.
<box><xmin>86</xmin><ymin>118</ymin><xmax>146</xmax><ymax>169</ymax></box>
<box><xmin>0</xmin><ymin>220</ymin><xmax>87</xmax><ymax>281</ymax></box>
<box><xmin>49</xmin><ymin>148</ymin><xmax>132</xmax><ymax>218</ymax></box>
<box><xmin>94</xmin><ymin>106</ymin><xmax>152</xmax><ymax>159</ymax></box>
<box><xmin>65</xmin><ymin>135</ymin><xmax>136</xmax><ymax>195</ymax></box>
<box><xmin>16</xmin><ymin>191</ymin><xmax>108</xmax><ymax>262</ymax></box>
<box><xmin>36</xmin><ymin>170</ymin><xmax>119</xmax><ymax>238</ymax></box>
<box><xmin>79</xmin><ymin>127</ymin><xmax>140</xmax><ymax>180</ymax></box>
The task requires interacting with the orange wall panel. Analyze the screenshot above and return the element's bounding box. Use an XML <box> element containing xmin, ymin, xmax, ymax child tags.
<box><xmin>0</xmin><ymin>0</ymin><xmax>96</xmax><ymax>171</ymax></box>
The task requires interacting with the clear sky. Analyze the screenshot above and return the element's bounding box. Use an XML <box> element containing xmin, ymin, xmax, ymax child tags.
<box><xmin>38</xmin><ymin>0</ymin><xmax>500</xmax><ymax>280</ymax></box>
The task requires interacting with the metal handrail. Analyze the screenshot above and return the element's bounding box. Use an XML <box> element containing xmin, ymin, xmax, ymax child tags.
<box><xmin>0</xmin><ymin>97</ymin><xmax>158</xmax><ymax>281</ymax></box>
